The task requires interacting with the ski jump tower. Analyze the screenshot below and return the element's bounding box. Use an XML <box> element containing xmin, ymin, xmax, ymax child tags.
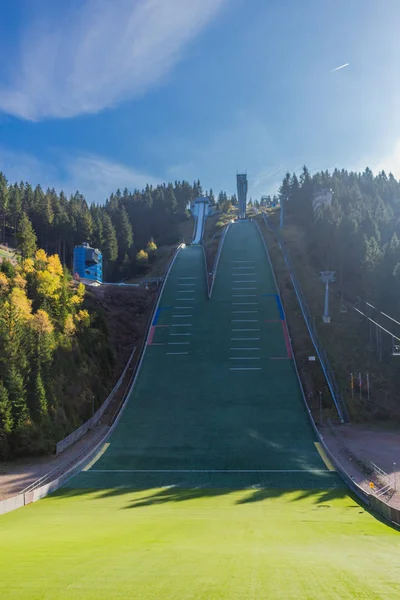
<box><xmin>236</xmin><ymin>173</ymin><xmax>248</xmax><ymax>219</ymax></box>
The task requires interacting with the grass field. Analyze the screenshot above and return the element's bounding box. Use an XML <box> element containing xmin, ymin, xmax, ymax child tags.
<box><xmin>1</xmin><ymin>488</ymin><xmax>399</xmax><ymax>600</ymax></box>
<box><xmin>0</xmin><ymin>221</ymin><xmax>399</xmax><ymax>599</ymax></box>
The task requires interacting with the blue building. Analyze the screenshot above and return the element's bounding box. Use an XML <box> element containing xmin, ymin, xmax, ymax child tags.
<box><xmin>73</xmin><ymin>242</ymin><xmax>103</xmax><ymax>283</ymax></box>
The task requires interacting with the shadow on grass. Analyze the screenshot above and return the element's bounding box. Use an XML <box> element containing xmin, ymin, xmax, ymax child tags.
<box><xmin>50</xmin><ymin>484</ymin><xmax>400</xmax><ymax>531</ymax></box>
<box><xmin>52</xmin><ymin>480</ymin><xmax>348</xmax><ymax>510</ymax></box>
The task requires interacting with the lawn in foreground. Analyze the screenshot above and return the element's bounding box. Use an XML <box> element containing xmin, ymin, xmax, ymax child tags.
<box><xmin>0</xmin><ymin>487</ymin><xmax>399</xmax><ymax>600</ymax></box>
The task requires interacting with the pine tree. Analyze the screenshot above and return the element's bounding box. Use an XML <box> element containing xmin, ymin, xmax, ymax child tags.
<box><xmin>117</xmin><ymin>205</ymin><xmax>133</xmax><ymax>261</ymax></box>
<box><xmin>278</xmin><ymin>172</ymin><xmax>291</xmax><ymax>213</ymax></box>
<box><xmin>90</xmin><ymin>206</ymin><xmax>104</xmax><ymax>250</ymax></box>
<box><xmin>17</xmin><ymin>213</ymin><xmax>37</xmax><ymax>258</ymax></box>
<box><xmin>8</xmin><ymin>184</ymin><xmax>22</xmax><ymax>240</ymax></box>
<box><xmin>34</xmin><ymin>371</ymin><xmax>47</xmax><ymax>420</ymax></box>
<box><xmin>164</xmin><ymin>185</ymin><xmax>178</xmax><ymax>214</ymax></box>
<box><xmin>0</xmin><ymin>382</ymin><xmax>13</xmax><ymax>435</ymax></box>
<box><xmin>22</xmin><ymin>183</ymin><xmax>34</xmax><ymax>214</ymax></box>
<box><xmin>0</xmin><ymin>381</ymin><xmax>13</xmax><ymax>458</ymax></box>
<box><xmin>102</xmin><ymin>212</ymin><xmax>118</xmax><ymax>265</ymax></box>
<box><xmin>0</xmin><ymin>172</ymin><xmax>9</xmax><ymax>243</ymax></box>
<box><xmin>7</xmin><ymin>365</ymin><xmax>29</xmax><ymax>425</ymax></box>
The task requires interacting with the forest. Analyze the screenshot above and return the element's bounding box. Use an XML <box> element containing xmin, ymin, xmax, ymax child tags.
<box><xmin>275</xmin><ymin>166</ymin><xmax>400</xmax><ymax>317</ymax></box>
<box><xmin>0</xmin><ymin>173</ymin><xmax>237</xmax><ymax>282</ymax></box>
<box><xmin>0</xmin><ymin>172</ymin><xmax>238</xmax><ymax>459</ymax></box>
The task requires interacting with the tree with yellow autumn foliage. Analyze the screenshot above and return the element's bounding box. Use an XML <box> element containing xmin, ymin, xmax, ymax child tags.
<box><xmin>0</xmin><ymin>249</ymin><xmax>109</xmax><ymax>458</ymax></box>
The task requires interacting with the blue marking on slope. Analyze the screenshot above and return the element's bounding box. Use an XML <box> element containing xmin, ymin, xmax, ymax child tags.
<box><xmin>152</xmin><ymin>308</ymin><xmax>161</xmax><ymax>326</ymax></box>
<box><xmin>275</xmin><ymin>295</ymin><xmax>285</xmax><ymax>320</ymax></box>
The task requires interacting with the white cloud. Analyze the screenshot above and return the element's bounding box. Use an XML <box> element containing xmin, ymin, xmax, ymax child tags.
<box><xmin>0</xmin><ymin>147</ymin><xmax>160</xmax><ymax>203</ymax></box>
<box><xmin>0</xmin><ymin>0</ymin><xmax>226</xmax><ymax>121</ymax></box>
<box><xmin>65</xmin><ymin>155</ymin><xmax>160</xmax><ymax>202</ymax></box>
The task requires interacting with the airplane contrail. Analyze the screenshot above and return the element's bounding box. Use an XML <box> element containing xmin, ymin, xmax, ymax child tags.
<box><xmin>332</xmin><ymin>63</ymin><xmax>349</xmax><ymax>72</ymax></box>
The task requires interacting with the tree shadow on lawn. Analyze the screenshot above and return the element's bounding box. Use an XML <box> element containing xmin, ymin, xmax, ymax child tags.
<box><xmin>50</xmin><ymin>453</ymin><xmax>399</xmax><ymax>529</ymax></box>
<box><xmin>51</xmin><ymin>482</ymin><xmax>400</xmax><ymax>530</ymax></box>
<box><xmin>53</xmin><ymin>481</ymin><xmax>348</xmax><ymax>511</ymax></box>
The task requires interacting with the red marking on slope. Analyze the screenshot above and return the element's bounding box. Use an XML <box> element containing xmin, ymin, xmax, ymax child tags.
<box><xmin>281</xmin><ymin>321</ymin><xmax>292</xmax><ymax>358</ymax></box>
<box><xmin>147</xmin><ymin>326</ymin><xmax>155</xmax><ymax>345</ymax></box>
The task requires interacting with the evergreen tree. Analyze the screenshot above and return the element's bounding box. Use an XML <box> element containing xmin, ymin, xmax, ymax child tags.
<box><xmin>17</xmin><ymin>213</ymin><xmax>37</xmax><ymax>258</ymax></box>
<box><xmin>0</xmin><ymin>172</ymin><xmax>9</xmax><ymax>243</ymax></box>
<box><xmin>164</xmin><ymin>184</ymin><xmax>178</xmax><ymax>214</ymax></box>
<box><xmin>8</xmin><ymin>184</ymin><xmax>22</xmax><ymax>240</ymax></box>
<box><xmin>0</xmin><ymin>383</ymin><xmax>12</xmax><ymax>458</ymax></box>
<box><xmin>116</xmin><ymin>205</ymin><xmax>133</xmax><ymax>261</ymax></box>
<box><xmin>33</xmin><ymin>371</ymin><xmax>47</xmax><ymax>420</ymax></box>
<box><xmin>102</xmin><ymin>213</ymin><xmax>118</xmax><ymax>264</ymax></box>
<box><xmin>0</xmin><ymin>381</ymin><xmax>13</xmax><ymax>438</ymax></box>
<box><xmin>7</xmin><ymin>365</ymin><xmax>29</xmax><ymax>425</ymax></box>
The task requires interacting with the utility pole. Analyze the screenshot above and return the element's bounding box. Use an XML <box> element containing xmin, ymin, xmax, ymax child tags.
<box><xmin>320</xmin><ymin>271</ymin><xmax>335</xmax><ymax>323</ymax></box>
<box><xmin>319</xmin><ymin>391</ymin><xmax>323</xmax><ymax>426</ymax></box>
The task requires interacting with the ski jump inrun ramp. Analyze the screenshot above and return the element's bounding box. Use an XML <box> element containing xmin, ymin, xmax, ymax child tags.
<box><xmin>69</xmin><ymin>220</ymin><xmax>338</xmax><ymax>490</ymax></box>
<box><xmin>191</xmin><ymin>200</ymin><xmax>207</xmax><ymax>244</ymax></box>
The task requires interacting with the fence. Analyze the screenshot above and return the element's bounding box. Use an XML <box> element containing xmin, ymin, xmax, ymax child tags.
<box><xmin>25</xmin><ymin>425</ymin><xmax>109</xmax><ymax>494</ymax></box>
<box><xmin>370</xmin><ymin>462</ymin><xmax>396</xmax><ymax>498</ymax></box>
<box><xmin>208</xmin><ymin>223</ymin><xmax>230</xmax><ymax>298</ymax></box>
<box><xmin>262</xmin><ymin>214</ymin><xmax>348</xmax><ymax>423</ymax></box>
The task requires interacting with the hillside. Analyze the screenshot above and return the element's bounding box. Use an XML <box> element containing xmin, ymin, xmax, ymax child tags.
<box><xmin>264</xmin><ymin>166</ymin><xmax>400</xmax><ymax>422</ymax></box>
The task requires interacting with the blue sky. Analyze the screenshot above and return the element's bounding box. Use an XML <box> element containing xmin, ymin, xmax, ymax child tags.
<box><xmin>0</xmin><ymin>0</ymin><xmax>400</xmax><ymax>203</ymax></box>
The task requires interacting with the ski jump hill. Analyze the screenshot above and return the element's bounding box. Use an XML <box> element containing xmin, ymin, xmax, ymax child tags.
<box><xmin>70</xmin><ymin>219</ymin><xmax>338</xmax><ymax>490</ymax></box>
<box><xmin>1</xmin><ymin>219</ymin><xmax>399</xmax><ymax>600</ymax></box>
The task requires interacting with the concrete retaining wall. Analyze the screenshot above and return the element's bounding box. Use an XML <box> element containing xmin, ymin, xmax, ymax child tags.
<box><xmin>0</xmin><ymin>494</ymin><xmax>25</xmax><ymax>516</ymax></box>
<box><xmin>56</xmin><ymin>346</ymin><xmax>136</xmax><ymax>454</ymax></box>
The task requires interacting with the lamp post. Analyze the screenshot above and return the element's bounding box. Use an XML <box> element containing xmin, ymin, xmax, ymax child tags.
<box><xmin>320</xmin><ymin>271</ymin><xmax>336</xmax><ymax>323</ymax></box>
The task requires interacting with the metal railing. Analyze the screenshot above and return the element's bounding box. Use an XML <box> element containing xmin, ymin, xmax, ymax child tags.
<box><xmin>208</xmin><ymin>223</ymin><xmax>230</xmax><ymax>298</ymax></box>
<box><xmin>262</xmin><ymin>214</ymin><xmax>349</xmax><ymax>423</ymax></box>
<box><xmin>369</xmin><ymin>462</ymin><xmax>396</xmax><ymax>498</ymax></box>
<box><xmin>21</xmin><ymin>425</ymin><xmax>109</xmax><ymax>494</ymax></box>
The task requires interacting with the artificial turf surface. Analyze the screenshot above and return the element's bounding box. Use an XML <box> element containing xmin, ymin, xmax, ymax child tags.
<box><xmin>0</xmin><ymin>221</ymin><xmax>399</xmax><ymax>599</ymax></box>
<box><xmin>1</xmin><ymin>487</ymin><xmax>400</xmax><ymax>600</ymax></box>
